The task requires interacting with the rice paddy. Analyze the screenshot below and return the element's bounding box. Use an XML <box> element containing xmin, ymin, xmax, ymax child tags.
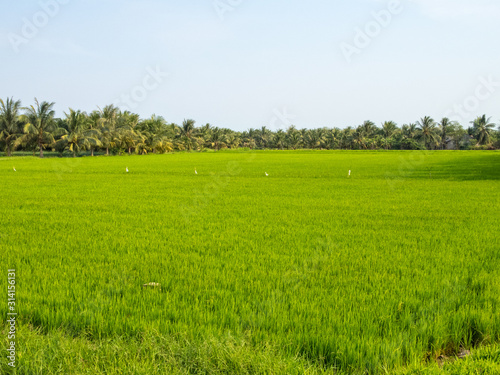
<box><xmin>1</xmin><ymin>150</ymin><xmax>499</xmax><ymax>374</ymax></box>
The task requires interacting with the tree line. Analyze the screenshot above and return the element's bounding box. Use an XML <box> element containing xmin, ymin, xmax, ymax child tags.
<box><xmin>0</xmin><ymin>98</ymin><xmax>499</xmax><ymax>158</ymax></box>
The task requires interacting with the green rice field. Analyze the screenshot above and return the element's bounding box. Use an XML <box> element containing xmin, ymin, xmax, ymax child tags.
<box><xmin>1</xmin><ymin>150</ymin><xmax>500</xmax><ymax>374</ymax></box>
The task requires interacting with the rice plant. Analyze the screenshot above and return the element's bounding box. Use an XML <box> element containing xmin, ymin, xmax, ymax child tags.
<box><xmin>1</xmin><ymin>150</ymin><xmax>499</xmax><ymax>374</ymax></box>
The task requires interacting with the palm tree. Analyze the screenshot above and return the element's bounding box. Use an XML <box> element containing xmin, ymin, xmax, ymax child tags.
<box><xmin>438</xmin><ymin>117</ymin><xmax>453</xmax><ymax>150</ymax></box>
<box><xmin>0</xmin><ymin>98</ymin><xmax>22</xmax><ymax>156</ymax></box>
<box><xmin>166</xmin><ymin>123</ymin><xmax>181</xmax><ymax>139</ymax></box>
<box><xmin>61</xmin><ymin>109</ymin><xmax>88</xmax><ymax>157</ymax></box>
<box><xmin>23</xmin><ymin>99</ymin><xmax>56</xmax><ymax>158</ymax></box>
<box><xmin>303</xmin><ymin>130</ymin><xmax>317</xmax><ymax>149</ymax></box>
<box><xmin>136</xmin><ymin>116</ymin><xmax>171</xmax><ymax>154</ymax></box>
<box><xmin>325</xmin><ymin>128</ymin><xmax>340</xmax><ymax>150</ymax></box>
<box><xmin>99</xmin><ymin>105</ymin><xmax>119</xmax><ymax>155</ymax></box>
<box><xmin>340</xmin><ymin>127</ymin><xmax>353</xmax><ymax>150</ymax></box>
<box><xmin>273</xmin><ymin>129</ymin><xmax>286</xmax><ymax>150</ymax></box>
<box><xmin>138</xmin><ymin>115</ymin><xmax>167</xmax><ymax>135</ymax></box>
<box><xmin>449</xmin><ymin>124</ymin><xmax>466</xmax><ymax>150</ymax></box>
<box><xmin>381</xmin><ymin>121</ymin><xmax>398</xmax><ymax>150</ymax></box>
<box><xmin>258</xmin><ymin>126</ymin><xmax>272</xmax><ymax>149</ymax></box>
<box><xmin>117</xmin><ymin>111</ymin><xmax>141</xmax><ymax>154</ymax></box>
<box><xmin>117</xmin><ymin>130</ymin><xmax>142</xmax><ymax>154</ymax></box>
<box><xmin>402</xmin><ymin>123</ymin><xmax>418</xmax><ymax>140</ymax></box>
<box><xmin>151</xmin><ymin>136</ymin><xmax>174</xmax><ymax>154</ymax></box>
<box><xmin>225</xmin><ymin>132</ymin><xmax>241</xmax><ymax>149</ymax></box>
<box><xmin>85</xmin><ymin>111</ymin><xmax>103</xmax><ymax>156</ymax></box>
<box><xmin>471</xmin><ymin>115</ymin><xmax>496</xmax><ymax>146</ymax></box>
<box><xmin>416</xmin><ymin>116</ymin><xmax>439</xmax><ymax>149</ymax></box>
<box><xmin>180</xmin><ymin>119</ymin><xmax>195</xmax><ymax>137</ymax></box>
<box><xmin>286</xmin><ymin>127</ymin><xmax>302</xmax><ymax>150</ymax></box>
<box><xmin>209</xmin><ymin>127</ymin><xmax>226</xmax><ymax>151</ymax></box>
<box><xmin>352</xmin><ymin>126</ymin><xmax>367</xmax><ymax>149</ymax></box>
<box><xmin>361</xmin><ymin>120</ymin><xmax>377</xmax><ymax>138</ymax></box>
<box><xmin>180</xmin><ymin>119</ymin><xmax>197</xmax><ymax>150</ymax></box>
<box><xmin>196</xmin><ymin>123</ymin><xmax>213</xmax><ymax>149</ymax></box>
<box><xmin>317</xmin><ymin>128</ymin><xmax>329</xmax><ymax>149</ymax></box>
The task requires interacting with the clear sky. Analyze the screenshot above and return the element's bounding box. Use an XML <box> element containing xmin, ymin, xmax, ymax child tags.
<box><xmin>1</xmin><ymin>0</ymin><xmax>499</xmax><ymax>131</ymax></box>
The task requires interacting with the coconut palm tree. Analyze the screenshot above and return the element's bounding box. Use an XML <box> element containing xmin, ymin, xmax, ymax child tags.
<box><xmin>150</xmin><ymin>136</ymin><xmax>174</xmax><ymax>154</ymax></box>
<box><xmin>117</xmin><ymin>130</ymin><xmax>142</xmax><ymax>154</ymax></box>
<box><xmin>196</xmin><ymin>123</ymin><xmax>213</xmax><ymax>149</ymax></box>
<box><xmin>273</xmin><ymin>129</ymin><xmax>286</xmax><ymax>150</ymax></box>
<box><xmin>85</xmin><ymin>111</ymin><xmax>103</xmax><ymax>156</ymax></box>
<box><xmin>402</xmin><ymin>123</ymin><xmax>418</xmax><ymax>140</ymax></box>
<box><xmin>180</xmin><ymin>119</ymin><xmax>195</xmax><ymax>138</ymax></box>
<box><xmin>166</xmin><ymin>123</ymin><xmax>181</xmax><ymax>139</ymax></box>
<box><xmin>381</xmin><ymin>121</ymin><xmax>398</xmax><ymax>150</ymax></box>
<box><xmin>352</xmin><ymin>126</ymin><xmax>367</xmax><ymax>149</ymax></box>
<box><xmin>99</xmin><ymin>105</ymin><xmax>119</xmax><ymax>155</ymax></box>
<box><xmin>416</xmin><ymin>116</ymin><xmax>439</xmax><ymax>149</ymax></box>
<box><xmin>209</xmin><ymin>127</ymin><xmax>226</xmax><ymax>151</ymax></box>
<box><xmin>179</xmin><ymin>119</ymin><xmax>197</xmax><ymax>150</ymax></box>
<box><xmin>257</xmin><ymin>126</ymin><xmax>271</xmax><ymax>149</ymax></box>
<box><xmin>116</xmin><ymin>111</ymin><xmax>141</xmax><ymax>154</ymax></box>
<box><xmin>138</xmin><ymin>115</ymin><xmax>167</xmax><ymax>135</ymax></box>
<box><xmin>449</xmin><ymin>124</ymin><xmax>466</xmax><ymax>150</ymax></box>
<box><xmin>471</xmin><ymin>115</ymin><xmax>496</xmax><ymax>146</ymax></box>
<box><xmin>136</xmin><ymin>116</ymin><xmax>170</xmax><ymax>154</ymax></box>
<box><xmin>438</xmin><ymin>117</ymin><xmax>454</xmax><ymax>150</ymax></box>
<box><xmin>61</xmin><ymin>109</ymin><xmax>89</xmax><ymax>157</ymax></box>
<box><xmin>286</xmin><ymin>126</ymin><xmax>302</xmax><ymax>150</ymax></box>
<box><xmin>303</xmin><ymin>129</ymin><xmax>321</xmax><ymax>149</ymax></box>
<box><xmin>360</xmin><ymin>120</ymin><xmax>377</xmax><ymax>138</ymax></box>
<box><xmin>0</xmin><ymin>98</ymin><xmax>23</xmax><ymax>156</ymax></box>
<box><xmin>23</xmin><ymin>99</ymin><xmax>56</xmax><ymax>158</ymax></box>
<box><xmin>340</xmin><ymin>127</ymin><xmax>353</xmax><ymax>150</ymax></box>
<box><xmin>225</xmin><ymin>132</ymin><xmax>241</xmax><ymax>149</ymax></box>
<box><xmin>328</xmin><ymin>128</ymin><xmax>341</xmax><ymax>150</ymax></box>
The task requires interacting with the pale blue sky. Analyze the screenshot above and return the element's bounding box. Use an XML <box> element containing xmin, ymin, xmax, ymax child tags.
<box><xmin>1</xmin><ymin>0</ymin><xmax>499</xmax><ymax>131</ymax></box>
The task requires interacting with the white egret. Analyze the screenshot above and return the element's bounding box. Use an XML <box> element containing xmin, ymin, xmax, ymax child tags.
<box><xmin>348</xmin><ymin>170</ymin><xmax>351</xmax><ymax>177</ymax></box>
<box><xmin>265</xmin><ymin>172</ymin><xmax>268</xmax><ymax>176</ymax></box>
<box><xmin>195</xmin><ymin>168</ymin><xmax>197</xmax><ymax>175</ymax></box>
<box><xmin>13</xmin><ymin>167</ymin><xmax>16</xmax><ymax>172</ymax></box>
<box><xmin>126</xmin><ymin>167</ymin><xmax>129</xmax><ymax>173</ymax></box>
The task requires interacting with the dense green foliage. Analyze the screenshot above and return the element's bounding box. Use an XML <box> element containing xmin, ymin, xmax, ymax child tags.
<box><xmin>4</xmin><ymin>326</ymin><xmax>500</xmax><ymax>374</ymax></box>
<box><xmin>1</xmin><ymin>98</ymin><xmax>499</xmax><ymax>157</ymax></box>
<box><xmin>1</xmin><ymin>151</ymin><xmax>499</xmax><ymax>374</ymax></box>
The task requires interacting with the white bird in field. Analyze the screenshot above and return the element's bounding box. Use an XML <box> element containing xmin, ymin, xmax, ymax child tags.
<box><xmin>13</xmin><ymin>167</ymin><xmax>16</xmax><ymax>172</ymax></box>
<box><xmin>126</xmin><ymin>167</ymin><xmax>129</xmax><ymax>173</ymax></box>
<box><xmin>265</xmin><ymin>172</ymin><xmax>268</xmax><ymax>176</ymax></box>
<box><xmin>195</xmin><ymin>168</ymin><xmax>197</xmax><ymax>175</ymax></box>
<box><xmin>348</xmin><ymin>170</ymin><xmax>351</xmax><ymax>177</ymax></box>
